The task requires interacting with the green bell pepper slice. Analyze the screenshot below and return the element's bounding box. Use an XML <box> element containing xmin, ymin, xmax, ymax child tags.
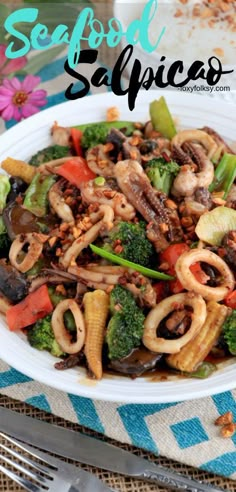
<box><xmin>150</xmin><ymin>97</ymin><xmax>177</xmax><ymax>139</ymax></box>
<box><xmin>23</xmin><ymin>174</ymin><xmax>56</xmax><ymax>217</ymax></box>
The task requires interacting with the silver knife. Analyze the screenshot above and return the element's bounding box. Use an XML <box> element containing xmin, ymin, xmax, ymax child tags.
<box><xmin>0</xmin><ymin>406</ymin><xmax>224</xmax><ymax>492</ymax></box>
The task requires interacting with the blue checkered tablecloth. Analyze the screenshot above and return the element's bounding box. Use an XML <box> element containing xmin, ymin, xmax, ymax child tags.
<box><xmin>0</xmin><ymin>47</ymin><xmax>236</xmax><ymax>481</ymax></box>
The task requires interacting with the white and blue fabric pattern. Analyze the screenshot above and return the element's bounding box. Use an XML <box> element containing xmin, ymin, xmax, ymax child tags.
<box><xmin>0</xmin><ymin>360</ymin><xmax>236</xmax><ymax>479</ymax></box>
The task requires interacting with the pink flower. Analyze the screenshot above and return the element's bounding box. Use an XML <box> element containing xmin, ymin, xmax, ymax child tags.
<box><xmin>0</xmin><ymin>75</ymin><xmax>47</xmax><ymax>122</ymax></box>
<box><xmin>0</xmin><ymin>44</ymin><xmax>27</xmax><ymax>78</ymax></box>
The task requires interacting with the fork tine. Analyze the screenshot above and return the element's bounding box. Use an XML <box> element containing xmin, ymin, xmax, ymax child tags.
<box><xmin>0</xmin><ymin>462</ymin><xmax>43</xmax><ymax>492</ymax></box>
<box><xmin>0</xmin><ymin>450</ymin><xmax>50</xmax><ymax>486</ymax></box>
<box><xmin>0</xmin><ymin>440</ymin><xmax>52</xmax><ymax>477</ymax></box>
<box><xmin>0</xmin><ymin>433</ymin><xmax>56</xmax><ymax>472</ymax></box>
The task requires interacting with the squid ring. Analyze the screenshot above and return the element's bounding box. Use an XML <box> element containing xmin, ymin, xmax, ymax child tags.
<box><xmin>176</xmin><ymin>248</ymin><xmax>235</xmax><ymax>301</ymax></box>
<box><xmin>51</xmin><ymin>299</ymin><xmax>86</xmax><ymax>354</ymax></box>
<box><xmin>171</xmin><ymin>130</ymin><xmax>217</xmax><ymax>159</ymax></box>
<box><xmin>9</xmin><ymin>233</ymin><xmax>48</xmax><ymax>273</ymax></box>
<box><xmin>143</xmin><ymin>292</ymin><xmax>207</xmax><ymax>354</ymax></box>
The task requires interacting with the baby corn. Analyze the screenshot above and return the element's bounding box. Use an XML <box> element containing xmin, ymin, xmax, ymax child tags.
<box><xmin>84</xmin><ymin>289</ymin><xmax>109</xmax><ymax>380</ymax></box>
<box><xmin>1</xmin><ymin>157</ymin><xmax>36</xmax><ymax>184</ymax></box>
<box><xmin>167</xmin><ymin>301</ymin><xmax>229</xmax><ymax>373</ymax></box>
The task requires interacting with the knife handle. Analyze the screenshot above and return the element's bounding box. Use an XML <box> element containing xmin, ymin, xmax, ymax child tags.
<box><xmin>141</xmin><ymin>468</ymin><xmax>224</xmax><ymax>492</ymax></box>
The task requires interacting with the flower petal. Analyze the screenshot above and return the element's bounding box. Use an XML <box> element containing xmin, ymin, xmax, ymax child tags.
<box><xmin>0</xmin><ymin>86</ymin><xmax>13</xmax><ymax>97</ymax></box>
<box><xmin>21</xmin><ymin>75</ymin><xmax>41</xmax><ymax>93</ymax></box>
<box><xmin>0</xmin><ymin>98</ymin><xmax>11</xmax><ymax>110</ymax></box>
<box><xmin>12</xmin><ymin>106</ymin><xmax>21</xmax><ymax>121</ymax></box>
<box><xmin>1</xmin><ymin>79</ymin><xmax>15</xmax><ymax>91</ymax></box>
<box><xmin>6</xmin><ymin>77</ymin><xmax>22</xmax><ymax>91</ymax></box>
<box><xmin>1</xmin><ymin>56</ymin><xmax>27</xmax><ymax>75</ymax></box>
<box><xmin>28</xmin><ymin>89</ymin><xmax>47</xmax><ymax>101</ymax></box>
<box><xmin>21</xmin><ymin>103</ymin><xmax>40</xmax><ymax>119</ymax></box>
<box><xmin>1</xmin><ymin>104</ymin><xmax>15</xmax><ymax>121</ymax></box>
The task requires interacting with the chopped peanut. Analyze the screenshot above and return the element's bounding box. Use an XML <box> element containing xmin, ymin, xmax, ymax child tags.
<box><xmin>60</xmin><ymin>222</ymin><xmax>70</xmax><ymax>232</ymax></box>
<box><xmin>55</xmin><ymin>284</ymin><xmax>67</xmax><ymax>296</ymax></box>
<box><xmin>181</xmin><ymin>217</ymin><xmax>193</xmax><ymax>228</ymax></box>
<box><xmin>48</xmin><ymin>237</ymin><xmax>57</xmax><ymax>248</ymax></box>
<box><xmin>159</xmin><ymin>223</ymin><xmax>169</xmax><ymax>233</ymax></box>
<box><xmin>215</xmin><ymin>411</ymin><xmax>233</xmax><ymax>426</ymax></box>
<box><xmin>220</xmin><ymin>423</ymin><xmax>236</xmax><ymax>438</ymax></box>
<box><xmin>166</xmin><ymin>199</ymin><xmax>178</xmax><ymax>210</ymax></box>
<box><xmin>56</xmin><ymin>248</ymin><xmax>62</xmax><ymax>257</ymax></box>
<box><xmin>103</xmin><ymin>142</ymin><xmax>114</xmax><ymax>153</ymax></box>
<box><xmin>106</xmin><ymin>106</ymin><xmax>120</xmax><ymax>122</ymax></box>
<box><xmin>72</xmin><ymin>227</ymin><xmax>82</xmax><ymax>239</ymax></box>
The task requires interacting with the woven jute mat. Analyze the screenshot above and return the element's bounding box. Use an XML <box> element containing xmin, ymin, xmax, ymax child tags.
<box><xmin>0</xmin><ymin>395</ymin><xmax>235</xmax><ymax>492</ymax></box>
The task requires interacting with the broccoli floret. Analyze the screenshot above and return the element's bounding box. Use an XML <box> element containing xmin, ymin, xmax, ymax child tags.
<box><xmin>146</xmin><ymin>157</ymin><xmax>180</xmax><ymax>195</ymax></box>
<box><xmin>223</xmin><ymin>310</ymin><xmax>236</xmax><ymax>355</ymax></box>
<box><xmin>106</xmin><ymin>286</ymin><xmax>145</xmax><ymax>359</ymax></box>
<box><xmin>109</xmin><ymin>284</ymin><xmax>136</xmax><ymax>315</ymax></box>
<box><xmin>81</xmin><ymin>124</ymin><xmax>108</xmax><ymax>150</ymax></box>
<box><xmin>104</xmin><ymin>221</ymin><xmax>154</xmax><ymax>267</ymax></box>
<box><xmin>29</xmin><ymin>145</ymin><xmax>70</xmax><ymax>167</ymax></box>
<box><xmin>27</xmin><ymin>315</ymin><xmax>65</xmax><ymax>357</ymax></box>
<box><xmin>0</xmin><ymin>217</ymin><xmax>11</xmax><ymax>258</ymax></box>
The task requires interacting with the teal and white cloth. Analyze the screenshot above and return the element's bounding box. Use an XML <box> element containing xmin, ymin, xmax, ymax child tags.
<box><xmin>0</xmin><ymin>49</ymin><xmax>236</xmax><ymax>480</ymax></box>
<box><xmin>0</xmin><ymin>360</ymin><xmax>236</xmax><ymax>479</ymax></box>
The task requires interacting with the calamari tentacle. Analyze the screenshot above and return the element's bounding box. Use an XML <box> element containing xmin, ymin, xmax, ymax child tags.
<box><xmin>171</xmin><ymin>129</ymin><xmax>217</xmax><ymax>159</ymax></box>
<box><xmin>114</xmin><ymin>160</ymin><xmax>182</xmax><ymax>250</ymax></box>
<box><xmin>86</xmin><ymin>144</ymin><xmax>115</xmax><ymax>177</ymax></box>
<box><xmin>48</xmin><ymin>181</ymin><xmax>74</xmax><ymax>224</ymax></box>
<box><xmin>172</xmin><ymin>144</ymin><xmax>194</xmax><ymax>166</ymax></box>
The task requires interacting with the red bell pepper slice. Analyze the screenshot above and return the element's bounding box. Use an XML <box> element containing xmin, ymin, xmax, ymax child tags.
<box><xmin>153</xmin><ymin>281</ymin><xmax>170</xmax><ymax>302</ymax></box>
<box><xmin>6</xmin><ymin>285</ymin><xmax>53</xmax><ymax>331</ymax></box>
<box><xmin>56</xmin><ymin>157</ymin><xmax>96</xmax><ymax>186</ymax></box>
<box><xmin>159</xmin><ymin>243</ymin><xmax>208</xmax><ymax>293</ymax></box>
<box><xmin>70</xmin><ymin>128</ymin><xmax>83</xmax><ymax>156</ymax></box>
<box><xmin>225</xmin><ymin>290</ymin><xmax>236</xmax><ymax>309</ymax></box>
<box><xmin>160</xmin><ymin>243</ymin><xmax>189</xmax><ymax>275</ymax></box>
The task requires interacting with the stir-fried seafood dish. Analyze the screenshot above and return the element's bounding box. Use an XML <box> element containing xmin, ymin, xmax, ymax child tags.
<box><xmin>0</xmin><ymin>96</ymin><xmax>236</xmax><ymax>381</ymax></box>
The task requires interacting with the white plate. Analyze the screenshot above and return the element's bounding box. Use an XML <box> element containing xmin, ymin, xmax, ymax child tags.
<box><xmin>0</xmin><ymin>90</ymin><xmax>236</xmax><ymax>403</ymax></box>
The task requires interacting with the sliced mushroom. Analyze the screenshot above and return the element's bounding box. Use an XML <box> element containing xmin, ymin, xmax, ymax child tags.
<box><xmin>0</xmin><ymin>261</ymin><xmax>28</xmax><ymax>303</ymax></box>
<box><xmin>109</xmin><ymin>347</ymin><xmax>163</xmax><ymax>377</ymax></box>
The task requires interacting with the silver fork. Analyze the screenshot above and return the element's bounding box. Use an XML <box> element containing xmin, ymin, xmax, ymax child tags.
<box><xmin>0</xmin><ymin>433</ymin><xmax>116</xmax><ymax>492</ymax></box>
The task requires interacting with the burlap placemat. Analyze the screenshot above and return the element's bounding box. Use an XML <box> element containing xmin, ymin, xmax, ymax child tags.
<box><xmin>0</xmin><ymin>395</ymin><xmax>235</xmax><ymax>492</ymax></box>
